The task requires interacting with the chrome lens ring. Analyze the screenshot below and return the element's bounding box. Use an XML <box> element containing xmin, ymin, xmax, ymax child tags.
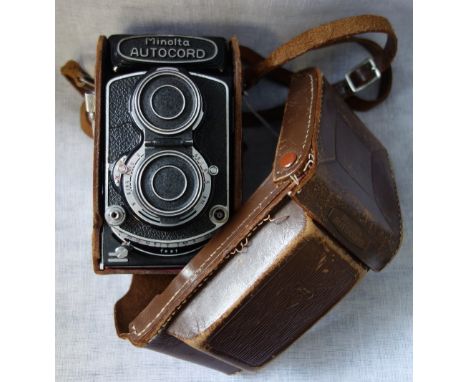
<box><xmin>131</xmin><ymin>68</ymin><xmax>202</xmax><ymax>135</ymax></box>
<box><xmin>133</xmin><ymin>151</ymin><xmax>203</xmax><ymax>218</ymax></box>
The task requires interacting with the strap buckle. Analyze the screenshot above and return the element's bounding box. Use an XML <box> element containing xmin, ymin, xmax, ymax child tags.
<box><xmin>84</xmin><ymin>92</ymin><xmax>96</xmax><ymax>117</ymax></box>
<box><xmin>60</xmin><ymin>60</ymin><xmax>95</xmax><ymax>95</ymax></box>
<box><xmin>84</xmin><ymin>92</ymin><xmax>96</xmax><ymax>137</ymax></box>
<box><xmin>345</xmin><ymin>57</ymin><xmax>381</xmax><ymax>93</ymax></box>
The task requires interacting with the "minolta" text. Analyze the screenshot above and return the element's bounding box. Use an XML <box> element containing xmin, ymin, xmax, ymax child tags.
<box><xmin>126</xmin><ymin>37</ymin><xmax>207</xmax><ymax>60</ymax></box>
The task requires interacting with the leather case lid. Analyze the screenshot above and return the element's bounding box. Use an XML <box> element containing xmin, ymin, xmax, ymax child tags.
<box><xmin>165</xmin><ymin>200</ymin><xmax>366</xmax><ymax>369</ymax></box>
<box><xmin>273</xmin><ymin>69</ymin><xmax>321</xmax><ymax>182</ymax></box>
<box><xmin>125</xmin><ymin>175</ymin><xmax>295</xmax><ymax>345</ymax></box>
<box><xmin>292</xmin><ymin>78</ymin><xmax>402</xmax><ymax>271</ymax></box>
<box><xmin>118</xmin><ymin>68</ymin><xmax>324</xmax><ymax>346</ymax></box>
<box><xmin>269</xmin><ymin>69</ymin><xmax>401</xmax><ymax>270</ymax></box>
<box><xmin>116</xmin><ymin>67</ymin><xmax>401</xmax><ymax>349</ymax></box>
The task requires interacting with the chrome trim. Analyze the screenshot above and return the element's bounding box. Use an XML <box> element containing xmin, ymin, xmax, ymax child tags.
<box><xmin>127</xmin><ymin>149</ymin><xmax>209</xmax><ymax>223</ymax></box>
<box><xmin>131</xmin><ymin>68</ymin><xmax>202</xmax><ymax>135</ymax></box>
<box><xmin>117</xmin><ymin>35</ymin><xmax>219</xmax><ymax>64</ymax></box>
<box><xmin>345</xmin><ymin>57</ymin><xmax>381</xmax><ymax>93</ymax></box>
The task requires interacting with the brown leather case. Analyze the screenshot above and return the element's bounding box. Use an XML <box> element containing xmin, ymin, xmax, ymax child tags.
<box><xmin>91</xmin><ymin>36</ymin><xmax>244</xmax><ymax>274</ymax></box>
<box><xmin>113</xmin><ymin>68</ymin><xmax>402</xmax><ymax>373</ymax></box>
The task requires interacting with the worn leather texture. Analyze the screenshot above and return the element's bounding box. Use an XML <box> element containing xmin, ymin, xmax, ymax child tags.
<box><xmin>111</xmin><ymin>67</ymin><xmax>401</xmax><ymax>373</ymax></box>
<box><xmin>272</xmin><ymin>69</ymin><xmax>322</xmax><ymax>182</ymax></box>
<box><xmin>246</xmin><ymin>15</ymin><xmax>396</xmax><ymax>86</ymax></box>
<box><xmin>293</xmin><ymin>79</ymin><xmax>401</xmax><ymax>270</ymax></box>
<box><xmin>167</xmin><ymin>201</ymin><xmax>365</xmax><ymax>369</ymax></box>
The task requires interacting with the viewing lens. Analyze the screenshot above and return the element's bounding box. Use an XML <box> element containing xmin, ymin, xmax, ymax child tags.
<box><xmin>132</xmin><ymin>69</ymin><xmax>202</xmax><ymax>135</ymax></box>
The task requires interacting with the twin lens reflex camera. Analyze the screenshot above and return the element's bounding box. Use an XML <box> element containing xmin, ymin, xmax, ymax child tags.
<box><xmin>100</xmin><ymin>35</ymin><xmax>233</xmax><ymax>269</ymax></box>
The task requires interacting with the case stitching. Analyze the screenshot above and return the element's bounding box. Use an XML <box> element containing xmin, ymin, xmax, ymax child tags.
<box><xmin>275</xmin><ymin>73</ymin><xmax>314</xmax><ymax>177</ymax></box>
<box><xmin>149</xmin><ymin>211</ymin><xmax>279</xmax><ymax>338</ymax></box>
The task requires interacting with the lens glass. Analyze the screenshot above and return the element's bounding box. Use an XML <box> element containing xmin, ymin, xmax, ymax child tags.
<box><xmin>136</xmin><ymin>152</ymin><xmax>202</xmax><ymax>217</ymax></box>
<box><xmin>151</xmin><ymin>85</ymin><xmax>186</xmax><ymax>120</ymax></box>
<box><xmin>152</xmin><ymin>165</ymin><xmax>187</xmax><ymax>201</ymax></box>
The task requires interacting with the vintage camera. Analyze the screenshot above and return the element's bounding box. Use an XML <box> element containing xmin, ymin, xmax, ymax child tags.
<box><xmin>100</xmin><ymin>35</ymin><xmax>233</xmax><ymax>269</ymax></box>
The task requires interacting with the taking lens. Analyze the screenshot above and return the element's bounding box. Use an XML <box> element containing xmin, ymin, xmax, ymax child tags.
<box><xmin>135</xmin><ymin>151</ymin><xmax>203</xmax><ymax>218</ymax></box>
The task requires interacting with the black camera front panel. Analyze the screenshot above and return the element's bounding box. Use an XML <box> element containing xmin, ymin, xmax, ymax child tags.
<box><xmin>100</xmin><ymin>35</ymin><xmax>232</xmax><ymax>269</ymax></box>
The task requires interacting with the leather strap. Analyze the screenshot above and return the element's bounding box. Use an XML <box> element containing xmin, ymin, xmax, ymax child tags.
<box><xmin>242</xmin><ymin>36</ymin><xmax>392</xmax><ymax>113</ymax></box>
<box><xmin>79</xmin><ymin>103</ymin><xmax>94</xmax><ymax>138</ymax></box>
<box><xmin>60</xmin><ymin>60</ymin><xmax>95</xmax><ymax>138</ymax></box>
<box><xmin>115</xmin><ymin>274</ymin><xmax>175</xmax><ymax>338</ymax></box>
<box><xmin>243</xmin><ymin>15</ymin><xmax>397</xmax><ymax>112</ymax></box>
<box><xmin>61</xmin><ymin>60</ymin><xmax>95</xmax><ymax>95</ymax></box>
<box><xmin>245</xmin><ymin>14</ymin><xmax>396</xmax><ymax>87</ymax></box>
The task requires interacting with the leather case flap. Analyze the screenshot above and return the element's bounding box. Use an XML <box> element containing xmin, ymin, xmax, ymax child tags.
<box><xmin>92</xmin><ymin>36</ymin><xmax>106</xmax><ymax>273</ymax></box>
<box><xmin>124</xmin><ymin>174</ymin><xmax>294</xmax><ymax>345</ymax></box>
<box><xmin>270</xmin><ymin>67</ymin><xmax>401</xmax><ymax>270</ymax></box>
<box><xmin>231</xmin><ymin>36</ymin><xmax>243</xmax><ymax>210</ymax></box>
<box><xmin>292</xmin><ymin>78</ymin><xmax>402</xmax><ymax>270</ymax></box>
<box><xmin>116</xmin><ymin>67</ymin><xmax>401</xmax><ymax>354</ymax></box>
<box><xmin>273</xmin><ymin>69</ymin><xmax>322</xmax><ymax>182</ymax></box>
<box><xmin>164</xmin><ymin>199</ymin><xmax>366</xmax><ymax>369</ymax></box>
<box><xmin>118</xmin><ymin>68</ymin><xmax>326</xmax><ymax>346</ymax></box>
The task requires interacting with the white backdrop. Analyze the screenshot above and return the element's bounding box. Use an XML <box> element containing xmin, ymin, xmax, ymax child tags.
<box><xmin>56</xmin><ymin>1</ymin><xmax>412</xmax><ymax>381</ymax></box>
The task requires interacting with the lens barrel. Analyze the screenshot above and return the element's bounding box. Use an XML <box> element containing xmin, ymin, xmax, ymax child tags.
<box><xmin>135</xmin><ymin>151</ymin><xmax>202</xmax><ymax>217</ymax></box>
<box><xmin>124</xmin><ymin>149</ymin><xmax>212</xmax><ymax>228</ymax></box>
<box><xmin>131</xmin><ymin>68</ymin><xmax>202</xmax><ymax>135</ymax></box>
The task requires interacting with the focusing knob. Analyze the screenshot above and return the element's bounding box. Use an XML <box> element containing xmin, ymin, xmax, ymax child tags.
<box><xmin>114</xmin><ymin>245</ymin><xmax>129</xmax><ymax>259</ymax></box>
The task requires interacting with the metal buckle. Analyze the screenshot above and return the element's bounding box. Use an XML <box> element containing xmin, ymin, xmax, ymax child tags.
<box><xmin>84</xmin><ymin>92</ymin><xmax>96</xmax><ymax>116</ymax></box>
<box><xmin>84</xmin><ymin>92</ymin><xmax>96</xmax><ymax>135</ymax></box>
<box><xmin>345</xmin><ymin>57</ymin><xmax>381</xmax><ymax>93</ymax></box>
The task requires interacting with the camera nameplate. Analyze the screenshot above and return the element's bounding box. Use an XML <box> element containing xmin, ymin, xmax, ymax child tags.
<box><xmin>117</xmin><ymin>35</ymin><xmax>219</xmax><ymax>65</ymax></box>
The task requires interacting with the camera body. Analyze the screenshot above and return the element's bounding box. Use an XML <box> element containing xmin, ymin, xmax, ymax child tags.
<box><xmin>100</xmin><ymin>35</ymin><xmax>233</xmax><ymax>269</ymax></box>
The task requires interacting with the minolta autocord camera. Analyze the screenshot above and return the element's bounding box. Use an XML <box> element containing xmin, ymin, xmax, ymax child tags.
<box><xmin>100</xmin><ymin>35</ymin><xmax>233</xmax><ymax>269</ymax></box>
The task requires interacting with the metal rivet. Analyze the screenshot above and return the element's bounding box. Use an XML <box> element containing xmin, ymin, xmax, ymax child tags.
<box><xmin>209</xmin><ymin>205</ymin><xmax>229</xmax><ymax>225</ymax></box>
<box><xmin>208</xmin><ymin>165</ymin><xmax>219</xmax><ymax>175</ymax></box>
<box><xmin>105</xmin><ymin>205</ymin><xmax>126</xmax><ymax>226</ymax></box>
<box><xmin>279</xmin><ymin>152</ymin><xmax>297</xmax><ymax>168</ymax></box>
